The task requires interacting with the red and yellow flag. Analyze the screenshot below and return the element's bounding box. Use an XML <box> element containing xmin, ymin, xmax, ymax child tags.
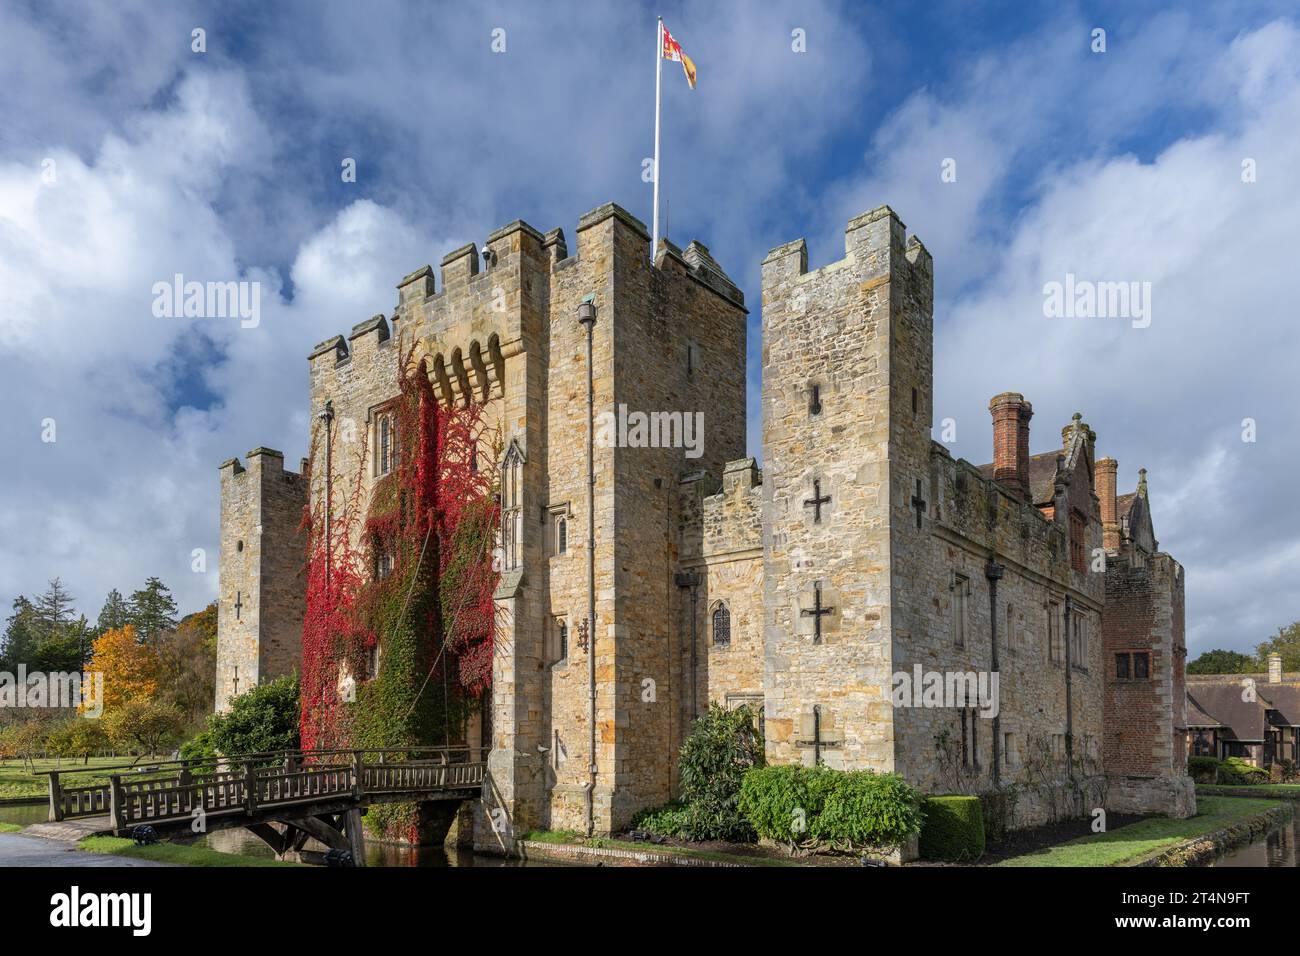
<box><xmin>661</xmin><ymin>23</ymin><xmax>696</xmax><ymax>89</ymax></box>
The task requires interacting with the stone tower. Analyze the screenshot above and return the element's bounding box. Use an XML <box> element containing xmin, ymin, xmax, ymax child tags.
<box><xmin>1100</xmin><ymin>466</ymin><xmax>1195</xmax><ymax>815</ymax></box>
<box><xmin>295</xmin><ymin>203</ymin><xmax>746</xmax><ymax>846</ymax></box>
<box><xmin>760</xmin><ymin>206</ymin><xmax>933</xmax><ymax>770</ymax></box>
<box><xmin>215</xmin><ymin>448</ymin><xmax>307</xmax><ymax>711</ymax></box>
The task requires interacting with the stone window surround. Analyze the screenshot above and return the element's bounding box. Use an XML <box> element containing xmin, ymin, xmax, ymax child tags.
<box><xmin>950</xmin><ymin>571</ymin><xmax>970</xmax><ymax>647</ymax></box>
<box><xmin>544</xmin><ymin>501</ymin><xmax>572</xmax><ymax>557</ymax></box>
<box><xmin>710</xmin><ymin>600</ymin><xmax>731</xmax><ymax>648</ymax></box>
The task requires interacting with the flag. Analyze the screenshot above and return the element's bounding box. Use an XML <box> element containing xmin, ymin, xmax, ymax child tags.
<box><xmin>661</xmin><ymin>23</ymin><xmax>697</xmax><ymax>89</ymax></box>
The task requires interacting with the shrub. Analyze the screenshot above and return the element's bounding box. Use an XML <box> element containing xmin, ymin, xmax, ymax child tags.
<box><xmin>674</xmin><ymin>704</ymin><xmax>764</xmax><ymax>841</ymax></box>
<box><xmin>206</xmin><ymin>674</ymin><xmax>300</xmax><ymax>757</ymax></box>
<box><xmin>630</xmin><ymin>801</ymin><xmax>692</xmax><ymax>839</ymax></box>
<box><xmin>1218</xmin><ymin>756</ymin><xmax>1269</xmax><ymax>785</ymax></box>
<box><xmin>817</xmin><ymin>771</ymin><xmax>925</xmax><ymax>851</ymax></box>
<box><xmin>179</xmin><ymin>730</ymin><xmax>217</xmax><ymax>765</ymax></box>
<box><xmin>919</xmin><ymin>796</ymin><xmax>985</xmax><ymax>861</ymax></box>
<box><xmin>1187</xmin><ymin>756</ymin><xmax>1221</xmax><ymax>783</ymax></box>
<box><xmin>739</xmin><ymin>764</ymin><xmax>922</xmax><ymax>853</ymax></box>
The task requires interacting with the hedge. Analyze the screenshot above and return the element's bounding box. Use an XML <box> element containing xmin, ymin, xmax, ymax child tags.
<box><xmin>919</xmin><ymin>795</ymin><xmax>985</xmax><ymax>861</ymax></box>
<box><xmin>738</xmin><ymin>765</ymin><xmax>922</xmax><ymax>852</ymax></box>
<box><xmin>1187</xmin><ymin>756</ymin><xmax>1220</xmax><ymax>783</ymax></box>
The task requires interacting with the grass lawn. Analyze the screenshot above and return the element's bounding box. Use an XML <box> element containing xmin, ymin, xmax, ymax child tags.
<box><xmin>78</xmin><ymin>835</ymin><xmax>302</xmax><ymax>867</ymax></box>
<box><xmin>0</xmin><ymin>756</ymin><xmax>167</xmax><ymax>801</ymax></box>
<box><xmin>995</xmin><ymin>796</ymin><xmax>1285</xmax><ymax>867</ymax></box>
<box><xmin>0</xmin><ymin>822</ymin><xmax>23</xmax><ymax>833</ymax></box>
<box><xmin>1197</xmin><ymin>783</ymin><xmax>1300</xmax><ymax>795</ymax></box>
<box><xmin>520</xmin><ymin>829</ymin><xmax>800</xmax><ymax>867</ymax></box>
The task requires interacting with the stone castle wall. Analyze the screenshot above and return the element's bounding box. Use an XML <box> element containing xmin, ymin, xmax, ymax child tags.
<box><xmin>214</xmin><ymin>195</ymin><xmax>1193</xmax><ymax>842</ymax></box>
<box><xmin>215</xmin><ymin>448</ymin><xmax>306</xmax><ymax>711</ymax></box>
<box><xmin>759</xmin><ymin>207</ymin><xmax>914</xmax><ymax>770</ymax></box>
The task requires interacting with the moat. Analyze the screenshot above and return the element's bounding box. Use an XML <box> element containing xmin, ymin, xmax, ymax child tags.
<box><xmin>0</xmin><ymin>801</ymin><xmax>1294</xmax><ymax>867</ymax></box>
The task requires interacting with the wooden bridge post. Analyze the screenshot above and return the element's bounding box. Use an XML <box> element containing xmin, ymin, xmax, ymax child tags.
<box><xmin>343</xmin><ymin>807</ymin><xmax>367</xmax><ymax>867</ymax></box>
<box><xmin>244</xmin><ymin>761</ymin><xmax>258</xmax><ymax>814</ymax></box>
<box><xmin>439</xmin><ymin>750</ymin><xmax>449</xmax><ymax>787</ymax></box>
<box><xmin>352</xmin><ymin>751</ymin><xmax>365</xmax><ymax>799</ymax></box>
<box><xmin>108</xmin><ymin>774</ymin><xmax>125</xmax><ymax>835</ymax></box>
<box><xmin>48</xmin><ymin>771</ymin><xmax>64</xmax><ymax>822</ymax></box>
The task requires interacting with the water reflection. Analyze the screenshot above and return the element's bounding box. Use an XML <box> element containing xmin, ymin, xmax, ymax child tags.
<box><xmin>1210</xmin><ymin>814</ymin><xmax>1299</xmax><ymax>868</ymax></box>
<box><xmin>192</xmin><ymin>823</ymin><xmax>545</xmax><ymax>866</ymax></box>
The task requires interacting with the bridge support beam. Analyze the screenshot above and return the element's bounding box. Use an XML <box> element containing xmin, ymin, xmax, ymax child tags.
<box><xmin>343</xmin><ymin>808</ymin><xmax>367</xmax><ymax>867</ymax></box>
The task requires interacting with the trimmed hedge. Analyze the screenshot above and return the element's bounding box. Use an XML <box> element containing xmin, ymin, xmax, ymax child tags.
<box><xmin>738</xmin><ymin>765</ymin><xmax>922</xmax><ymax>852</ymax></box>
<box><xmin>919</xmin><ymin>795</ymin><xmax>985</xmax><ymax>861</ymax></box>
<box><xmin>1187</xmin><ymin>756</ymin><xmax>1220</xmax><ymax>783</ymax></box>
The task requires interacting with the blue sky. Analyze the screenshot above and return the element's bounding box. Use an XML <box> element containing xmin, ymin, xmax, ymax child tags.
<box><xmin>1</xmin><ymin>0</ymin><xmax>1298</xmax><ymax>657</ymax></box>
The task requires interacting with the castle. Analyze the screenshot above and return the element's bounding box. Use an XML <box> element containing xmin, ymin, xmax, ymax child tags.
<box><xmin>215</xmin><ymin>201</ymin><xmax>1194</xmax><ymax>855</ymax></box>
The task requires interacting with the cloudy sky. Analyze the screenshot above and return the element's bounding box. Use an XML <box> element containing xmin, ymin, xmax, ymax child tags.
<box><xmin>0</xmin><ymin>0</ymin><xmax>1296</xmax><ymax>657</ymax></box>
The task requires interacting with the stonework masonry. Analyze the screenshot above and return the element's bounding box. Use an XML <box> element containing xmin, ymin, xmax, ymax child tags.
<box><xmin>216</xmin><ymin>448</ymin><xmax>307</xmax><ymax>712</ymax></box>
<box><xmin>216</xmin><ymin>198</ymin><xmax>1193</xmax><ymax>852</ymax></box>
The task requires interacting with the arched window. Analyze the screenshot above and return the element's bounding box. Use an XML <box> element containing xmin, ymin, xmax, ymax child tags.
<box><xmin>711</xmin><ymin>604</ymin><xmax>731</xmax><ymax>646</ymax></box>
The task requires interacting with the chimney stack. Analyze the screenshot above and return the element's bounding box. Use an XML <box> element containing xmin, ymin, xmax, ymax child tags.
<box><xmin>989</xmin><ymin>392</ymin><xmax>1033</xmax><ymax>501</ymax></box>
<box><xmin>1269</xmin><ymin>653</ymin><xmax>1283</xmax><ymax>685</ymax></box>
<box><xmin>1097</xmin><ymin>457</ymin><xmax>1119</xmax><ymax>550</ymax></box>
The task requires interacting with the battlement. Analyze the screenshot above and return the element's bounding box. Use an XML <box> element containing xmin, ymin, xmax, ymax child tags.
<box><xmin>219</xmin><ymin>447</ymin><xmax>303</xmax><ymax>484</ymax></box>
<box><xmin>307</xmin><ymin>200</ymin><xmax>744</xmax><ymax>414</ymax></box>
<box><xmin>761</xmin><ymin>204</ymin><xmax>929</xmax><ymax>291</ymax></box>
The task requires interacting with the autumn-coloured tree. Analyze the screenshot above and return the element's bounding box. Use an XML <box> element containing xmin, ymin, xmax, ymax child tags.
<box><xmin>156</xmin><ymin>603</ymin><xmax>217</xmax><ymax>726</ymax></box>
<box><xmin>104</xmin><ymin>698</ymin><xmax>185</xmax><ymax>758</ymax></box>
<box><xmin>87</xmin><ymin>624</ymin><xmax>159</xmax><ymax>713</ymax></box>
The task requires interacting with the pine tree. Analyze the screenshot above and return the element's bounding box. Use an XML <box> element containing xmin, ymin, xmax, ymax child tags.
<box><xmin>32</xmin><ymin>577</ymin><xmax>75</xmax><ymax>641</ymax></box>
<box><xmin>96</xmin><ymin>589</ymin><xmax>131</xmax><ymax>634</ymax></box>
<box><xmin>128</xmin><ymin>577</ymin><xmax>179</xmax><ymax>644</ymax></box>
<box><xmin>0</xmin><ymin>596</ymin><xmax>39</xmax><ymax>671</ymax></box>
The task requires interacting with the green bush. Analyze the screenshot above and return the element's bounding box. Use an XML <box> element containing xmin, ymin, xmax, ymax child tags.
<box><xmin>919</xmin><ymin>795</ymin><xmax>985</xmax><ymax>861</ymax></box>
<box><xmin>738</xmin><ymin>764</ymin><xmax>922</xmax><ymax>852</ymax></box>
<box><xmin>206</xmin><ymin>674</ymin><xmax>300</xmax><ymax>757</ymax></box>
<box><xmin>1187</xmin><ymin>756</ymin><xmax>1220</xmax><ymax>783</ymax></box>
<box><xmin>1218</xmin><ymin>756</ymin><xmax>1269</xmax><ymax>785</ymax></box>
<box><xmin>630</xmin><ymin>801</ymin><xmax>692</xmax><ymax>839</ymax></box>
<box><xmin>674</xmin><ymin>704</ymin><xmax>764</xmax><ymax>841</ymax></box>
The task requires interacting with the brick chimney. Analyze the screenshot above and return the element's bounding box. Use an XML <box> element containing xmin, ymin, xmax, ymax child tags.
<box><xmin>1269</xmin><ymin>652</ymin><xmax>1283</xmax><ymax>684</ymax></box>
<box><xmin>1097</xmin><ymin>457</ymin><xmax>1119</xmax><ymax>550</ymax></box>
<box><xmin>989</xmin><ymin>392</ymin><xmax>1033</xmax><ymax>501</ymax></box>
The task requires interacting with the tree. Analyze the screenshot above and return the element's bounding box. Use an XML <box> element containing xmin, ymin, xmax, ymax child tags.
<box><xmin>206</xmin><ymin>674</ymin><xmax>300</xmax><ymax>756</ymax></box>
<box><xmin>128</xmin><ymin>577</ymin><xmax>178</xmax><ymax>645</ymax></box>
<box><xmin>32</xmin><ymin>577</ymin><xmax>75</xmax><ymax>639</ymax></box>
<box><xmin>86</xmin><ymin>625</ymin><xmax>159</xmax><ymax>712</ymax></box>
<box><xmin>96</xmin><ymin>589</ymin><xmax>131</xmax><ymax>634</ymax></box>
<box><xmin>155</xmin><ymin>604</ymin><xmax>217</xmax><ymax>727</ymax></box>
<box><xmin>44</xmin><ymin>718</ymin><xmax>110</xmax><ymax>764</ymax></box>
<box><xmin>1187</xmin><ymin>648</ymin><xmax>1258</xmax><ymax>675</ymax></box>
<box><xmin>1257</xmin><ymin>621</ymin><xmax>1300</xmax><ymax>673</ymax></box>
<box><xmin>0</xmin><ymin>596</ymin><xmax>39</xmax><ymax>672</ymax></box>
<box><xmin>104</xmin><ymin>699</ymin><xmax>185</xmax><ymax>757</ymax></box>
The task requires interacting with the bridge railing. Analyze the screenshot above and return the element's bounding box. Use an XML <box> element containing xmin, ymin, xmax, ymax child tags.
<box><xmin>41</xmin><ymin>745</ymin><xmax>489</xmax><ymax>829</ymax></box>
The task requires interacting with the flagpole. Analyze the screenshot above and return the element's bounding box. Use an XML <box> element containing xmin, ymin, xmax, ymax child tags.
<box><xmin>652</xmin><ymin>16</ymin><xmax>663</xmax><ymax>263</ymax></box>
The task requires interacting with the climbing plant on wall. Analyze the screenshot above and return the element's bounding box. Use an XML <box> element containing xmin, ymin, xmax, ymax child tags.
<box><xmin>299</xmin><ymin>345</ymin><xmax>500</xmax><ymax>771</ymax></box>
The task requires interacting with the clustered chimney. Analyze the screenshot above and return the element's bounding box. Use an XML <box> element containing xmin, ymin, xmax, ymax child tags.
<box><xmin>1097</xmin><ymin>457</ymin><xmax>1119</xmax><ymax>551</ymax></box>
<box><xmin>988</xmin><ymin>392</ymin><xmax>1033</xmax><ymax>501</ymax></box>
<box><xmin>1269</xmin><ymin>653</ymin><xmax>1283</xmax><ymax>685</ymax></box>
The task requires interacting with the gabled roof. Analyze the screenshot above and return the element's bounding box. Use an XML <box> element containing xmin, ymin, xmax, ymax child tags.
<box><xmin>1185</xmin><ymin>692</ymin><xmax>1224</xmax><ymax>729</ymax></box>
<box><xmin>1184</xmin><ymin>680</ymin><xmax>1265</xmax><ymax>740</ymax></box>
<box><xmin>1262</xmin><ymin>683</ymin><xmax>1300</xmax><ymax>727</ymax></box>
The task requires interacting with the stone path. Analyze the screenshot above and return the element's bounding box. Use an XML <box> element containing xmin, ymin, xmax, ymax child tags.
<box><xmin>0</xmin><ymin>832</ymin><xmax>173</xmax><ymax>867</ymax></box>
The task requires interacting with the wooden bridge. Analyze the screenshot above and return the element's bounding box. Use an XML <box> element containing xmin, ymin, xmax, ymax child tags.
<box><xmin>39</xmin><ymin>747</ymin><xmax>487</xmax><ymax>866</ymax></box>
